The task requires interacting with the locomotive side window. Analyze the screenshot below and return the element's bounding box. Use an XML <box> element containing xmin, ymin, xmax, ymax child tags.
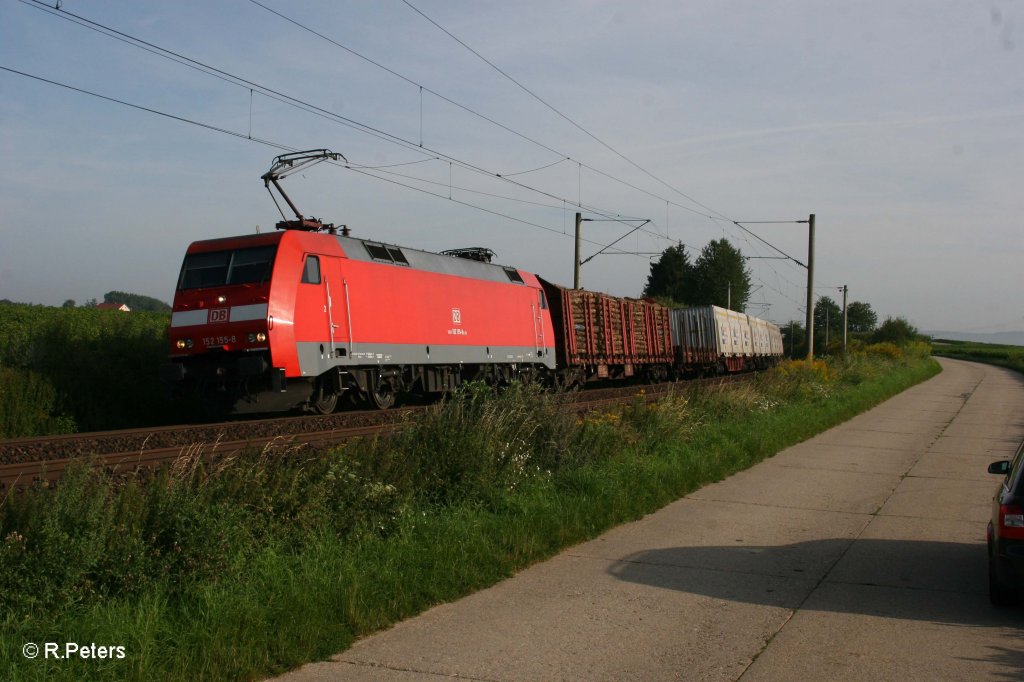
<box><xmin>539</xmin><ymin>289</ymin><xmax>548</xmax><ymax>309</ymax></box>
<box><xmin>301</xmin><ymin>255</ymin><xmax>321</xmax><ymax>284</ymax></box>
<box><xmin>177</xmin><ymin>245</ymin><xmax>277</xmax><ymax>290</ymax></box>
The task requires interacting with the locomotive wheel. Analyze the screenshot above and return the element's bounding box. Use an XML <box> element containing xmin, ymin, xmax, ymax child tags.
<box><xmin>312</xmin><ymin>392</ymin><xmax>339</xmax><ymax>414</ymax></box>
<box><xmin>369</xmin><ymin>382</ymin><xmax>396</xmax><ymax>410</ymax></box>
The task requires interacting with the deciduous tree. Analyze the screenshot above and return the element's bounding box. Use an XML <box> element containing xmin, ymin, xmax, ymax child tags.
<box><xmin>846</xmin><ymin>301</ymin><xmax>877</xmax><ymax>333</ymax></box>
<box><xmin>691</xmin><ymin>239</ymin><xmax>751</xmax><ymax>310</ymax></box>
<box><xmin>642</xmin><ymin>243</ymin><xmax>694</xmax><ymax>306</ymax></box>
<box><xmin>872</xmin><ymin>317</ymin><xmax>924</xmax><ymax>345</ymax></box>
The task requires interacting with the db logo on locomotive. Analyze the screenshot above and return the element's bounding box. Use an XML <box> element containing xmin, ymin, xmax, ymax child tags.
<box><xmin>208</xmin><ymin>308</ymin><xmax>229</xmax><ymax>323</ymax></box>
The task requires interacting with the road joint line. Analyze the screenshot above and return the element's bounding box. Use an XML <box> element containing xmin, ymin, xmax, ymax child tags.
<box><xmin>338</xmin><ymin>658</ymin><xmax>500</xmax><ymax>681</ymax></box>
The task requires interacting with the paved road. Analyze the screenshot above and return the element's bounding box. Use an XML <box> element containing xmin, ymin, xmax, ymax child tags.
<box><xmin>275</xmin><ymin>358</ymin><xmax>1024</xmax><ymax>681</ymax></box>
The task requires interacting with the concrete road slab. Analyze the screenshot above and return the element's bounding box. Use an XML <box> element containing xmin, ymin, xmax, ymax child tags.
<box><xmin>688</xmin><ymin>463</ymin><xmax>901</xmax><ymax>514</ymax></box>
<box><xmin>741</xmin><ymin>582</ymin><xmax>1024</xmax><ymax>682</ymax></box>
<box><xmin>310</xmin><ymin>554</ymin><xmax>814</xmax><ymax>682</ymax></box>
<box><xmin>810</xmin><ymin>427</ymin><xmax>937</xmax><ymax>451</ymax></box>
<box><xmin>942</xmin><ymin>420</ymin><xmax>1024</xmax><ymax>440</ymax></box>
<box><xmin>569</xmin><ymin>498</ymin><xmax>869</xmax><ymax>580</ymax></box>
<box><xmin>908</xmin><ymin>452</ymin><xmax>1003</xmax><ymax>481</ymax></box>
<box><xmin>826</xmin><ymin>514</ymin><xmax>986</xmax><ymax>593</ymax></box>
<box><xmin>830</xmin><ymin>416</ymin><xmax>947</xmax><ymax>435</ymax></box>
<box><xmin>877</xmin><ymin>475</ymin><xmax>994</xmax><ymax>523</ymax></box>
<box><xmin>769</xmin><ymin>442</ymin><xmax>920</xmax><ymax>476</ymax></box>
<box><xmin>926</xmin><ymin>434</ymin><xmax>1022</xmax><ymax>457</ymax></box>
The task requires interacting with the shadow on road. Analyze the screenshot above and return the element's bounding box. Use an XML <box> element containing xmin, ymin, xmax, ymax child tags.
<box><xmin>608</xmin><ymin>538</ymin><xmax>1023</xmax><ymax>626</ymax></box>
<box><xmin>609</xmin><ymin>538</ymin><xmax>1024</xmax><ymax>677</ymax></box>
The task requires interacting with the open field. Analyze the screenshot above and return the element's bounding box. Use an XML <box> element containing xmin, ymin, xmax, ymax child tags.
<box><xmin>931</xmin><ymin>338</ymin><xmax>1024</xmax><ymax>375</ymax></box>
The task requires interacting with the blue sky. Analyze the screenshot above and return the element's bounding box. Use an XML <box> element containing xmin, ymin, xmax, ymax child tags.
<box><xmin>1</xmin><ymin>0</ymin><xmax>1021</xmax><ymax>332</ymax></box>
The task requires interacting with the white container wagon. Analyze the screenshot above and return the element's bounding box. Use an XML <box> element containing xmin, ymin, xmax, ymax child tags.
<box><xmin>669</xmin><ymin>305</ymin><xmax>784</xmax><ymax>374</ymax></box>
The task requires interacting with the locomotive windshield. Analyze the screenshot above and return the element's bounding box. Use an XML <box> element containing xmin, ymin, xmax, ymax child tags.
<box><xmin>177</xmin><ymin>245</ymin><xmax>277</xmax><ymax>290</ymax></box>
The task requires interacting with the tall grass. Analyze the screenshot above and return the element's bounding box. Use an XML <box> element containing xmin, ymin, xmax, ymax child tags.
<box><xmin>0</xmin><ymin>346</ymin><xmax>939</xmax><ymax>681</ymax></box>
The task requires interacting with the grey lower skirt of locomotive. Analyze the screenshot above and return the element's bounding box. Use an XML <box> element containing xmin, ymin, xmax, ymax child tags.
<box><xmin>160</xmin><ymin>308</ymin><xmax>782</xmax><ymax>416</ymax></box>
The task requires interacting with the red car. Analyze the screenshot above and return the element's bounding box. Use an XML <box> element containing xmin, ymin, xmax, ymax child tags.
<box><xmin>987</xmin><ymin>438</ymin><xmax>1024</xmax><ymax>605</ymax></box>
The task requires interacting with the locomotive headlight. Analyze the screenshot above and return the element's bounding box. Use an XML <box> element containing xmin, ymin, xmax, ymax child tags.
<box><xmin>256</xmin><ymin>332</ymin><xmax>267</xmax><ymax>342</ymax></box>
<box><xmin>176</xmin><ymin>339</ymin><xmax>187</xmax><ymax>350</ymax></box>
<box><xmin>248</xmin><ymin>333</ymin><xmax>256</xmax><ymax>343</ymax></box>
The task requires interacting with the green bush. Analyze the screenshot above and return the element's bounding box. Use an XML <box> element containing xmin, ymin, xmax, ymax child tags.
<box><xmin>0</xmin><ymin>443</ymin><xmax>411</xmax><ymax>617</ymax></box>
<box><xmin>0</xmin><ymin>303</ymin><xmax>175</xmax><ymax>433</ymax></box>
<box><xmin>0</xmin><ymin>367</ymin><xmax>76</xmax><ymax>437</ymax></box>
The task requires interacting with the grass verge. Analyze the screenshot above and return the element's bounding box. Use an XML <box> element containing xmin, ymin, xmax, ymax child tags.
<box><xmin>1</xmin><ymin>349</ymin><xmax>939</xmax><ymax>681</ymax></box>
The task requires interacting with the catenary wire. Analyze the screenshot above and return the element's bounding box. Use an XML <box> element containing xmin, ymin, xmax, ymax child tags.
<box><xmin>246</xmin><ymin>0</ymin><xmax>723</xmax><ymax>223</ymax></box>
<box><xmin>20</xmin><ymin>0</ymin><xmax>675</xmax><ymax>246</ymax></box>
<box><xmin>0</xmin><ymin>64</ymin><xmax>637</xmax><ymax>257</ymax></box>
<box><xmin>400</xmin><ymin>0</ymin><xmax>735</xmax><ymax>222</ymax></box>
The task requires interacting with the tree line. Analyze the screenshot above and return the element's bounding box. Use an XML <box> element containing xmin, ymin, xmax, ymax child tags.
<box><xmin>60</xmin><ymin>290</ymin><xmax>171</xmax><ymax>312</ymax></box>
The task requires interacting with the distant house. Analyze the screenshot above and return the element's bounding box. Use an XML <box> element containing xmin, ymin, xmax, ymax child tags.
<box><xmin>96</xmin><ymin>302</ymin><xmax>131</xmax><ymax>312</ymax></box>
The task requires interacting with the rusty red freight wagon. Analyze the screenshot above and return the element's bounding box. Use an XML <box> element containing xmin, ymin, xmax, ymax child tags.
<box><xmin>538</xmin><ymin>278</ymin><xmax>674</xmax><ymax>383</ymax></box>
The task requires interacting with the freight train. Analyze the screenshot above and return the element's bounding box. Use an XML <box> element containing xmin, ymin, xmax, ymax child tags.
<box><xmin>161</xmin><ymin>150</ymin><xmax>783</xmax><ymax>414</ymax></box>
<box><xmin>162</xmin><ymin>227</ymin><xmax>784</xmax><ymax>414</ymax></box>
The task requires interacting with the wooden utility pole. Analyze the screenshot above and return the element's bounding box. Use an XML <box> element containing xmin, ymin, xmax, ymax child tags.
<box><xmin>574</xmin><ymin>211</ymin><xmax>582</xmax><ymax>289</ymax></box>
<box><xmin>805</xmin><ymin>213</ymin><xmax>816</xmax><ymax>360</ymax></box>
<box><xmin>841</xmin><ymin>284</ymin><xmax>849</xmax><ymax>354</ymax></box>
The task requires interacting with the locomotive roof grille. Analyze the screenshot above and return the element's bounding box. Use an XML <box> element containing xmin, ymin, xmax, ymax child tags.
<box><xmin>336</xmin><ymin>235</ymin><xmax>527</xmax><ymax>286</ymax></box>
<box><xmin>504</xmin><ymin>268</ymin><xmax>525</xmax><ymax>284</ymax></box>
<box><xmin>364</xmin><ymin>242</ymin><xmax>409</xmax><ymax>267</ymax></box>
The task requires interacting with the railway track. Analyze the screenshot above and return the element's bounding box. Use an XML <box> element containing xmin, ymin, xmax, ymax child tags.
<box><xmin>0</xmin><ymin>373</ymin><xmax>753</xmax><ymax>493</ymax></box>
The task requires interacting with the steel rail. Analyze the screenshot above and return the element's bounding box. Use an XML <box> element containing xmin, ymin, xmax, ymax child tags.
<box><xmin>0</xmin><ymin>373</ymin><xmax>756</xmax><ymax>493</ymax></box>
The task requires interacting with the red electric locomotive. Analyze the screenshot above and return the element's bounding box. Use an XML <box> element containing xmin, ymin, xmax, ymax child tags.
<box><xmin>165</xmin><ymin>227</ymin><xmax>560</xmax><ymax>413</ymax></box>
<box><xmin>163</xmin><ymin>150</ymin><xmax>557</xmax><ymax>413</ymax></box>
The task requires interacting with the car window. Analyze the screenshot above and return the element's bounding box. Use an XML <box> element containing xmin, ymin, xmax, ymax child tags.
<box><xmin>1005</xmin><ymin>440</ymin><xmax>1024</xmax><ymax>490</ymax></box>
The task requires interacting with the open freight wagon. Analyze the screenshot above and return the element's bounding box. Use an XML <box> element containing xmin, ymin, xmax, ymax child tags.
<box><xmin>538</xmin><ymin>278</ymin><xmax>673</xmax><ymax>383</ymax></box>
